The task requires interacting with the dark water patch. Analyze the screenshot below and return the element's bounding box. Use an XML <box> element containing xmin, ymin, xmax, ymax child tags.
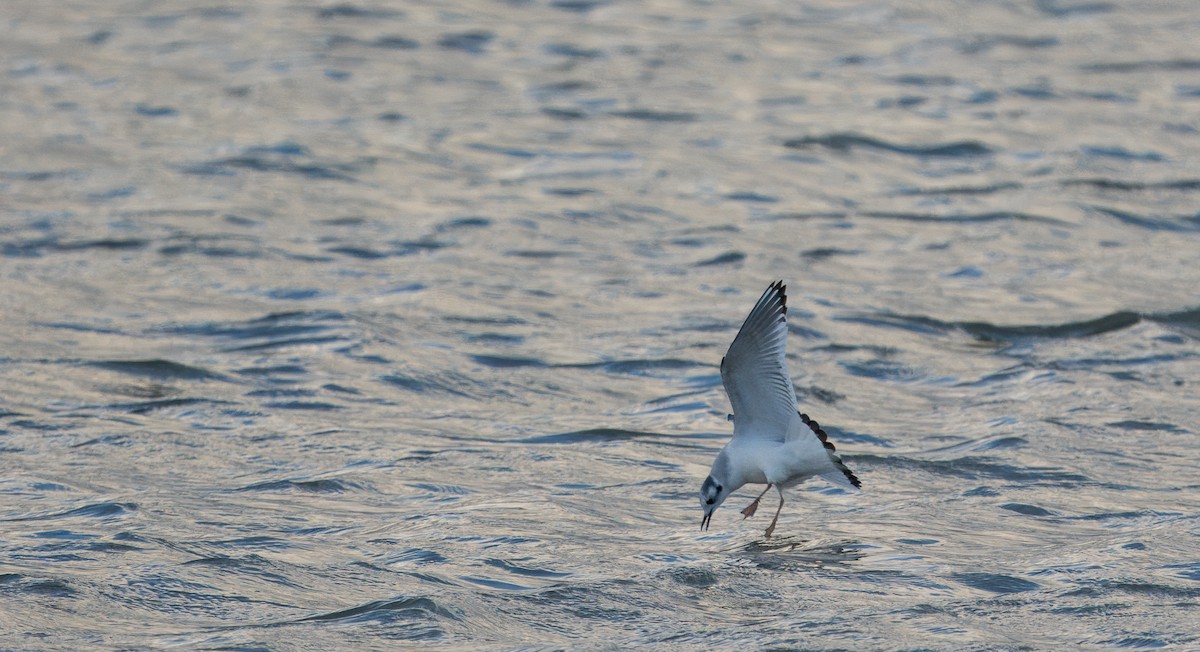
<box><xmin>665</xmin><ymin>567</ymin><xmax>718</xmax><ymax>588</ymax></box>
<box><xmin>0</xmin><ymin>575</ymin><xmax>76</xmax><ymax>598</ymax></box>
<box><xmin>891</xmin><ymin>74</ymin><xmax>957</xmax><ymax>87</ymax></box>
<box><xmin>724</xmin><ymin>191</ymin><xmax>778</xmax><ymax>203</ymax></box>
<box><xmin>783</xmin><ymin>132</ymin><xmax>994</xmax><ymax>158</ymax></box>
<box><xmin>407</xmin><ymin>483</ymin><xmax>469</xmax><ymax>495</ymax></box>
<box><xmin>437</xmin><ymin>30</ymin><xmax>494</xmax><ymax>54</ymax></box>
<box><xmin>158</xmin><ymin>235</ymin><xmax>263</xmax><ymax>258</ymax></box>
<box><xmin>1082</xmin><ymin>146</ymin><xmax>1164</xmax><ymax>162</ymax></box>
<box><xmin>1047</xmin><ymin>352</ymin><xmax>1198</xmax><ymax>373</ymax></box>
<box><xmin>1147</xmin><ymin>306</ymin><xmax>1200</xmax><ymax>339</ymax></box>
<box><xmin>861</xmin><ymin>210</ymin><xmax>1068</xmax><ymax>225</ymax></box>
<box><xmin>840</xmin><ymin>359</ymin><xmax>923</xmax><ymax>382</ymax></box>
<box><xmin>529</xmin><ymin>80</ymin><xmax>596</xmax><ymax>102</ymax></box>
<box><xmin>161</xmin><ymin>311</ymin><xmax>345</xmax><ymax>344</ymax></box>
<box><xmin>235</xmin><ymin>478</ymin><xmax>361</xmax><ymax>493</ymax></box>
<box><xmin>895</xmin><ymin>182</ymin><xmax>1022</xmax><ymax>196</ymax></box>
<box><xmin>322</xmin><ymin>383</ymin><xmax>360</xmax><ymax>394</ymax></box>
<box><xmin>694</xmin><ymin>251</ymin><xmax>745</xmax><ymax>267</ymax></box>
<box><xmin>518</xmin><ymin>428</ymin><xmax>671</xmax><ymax>444</ymax></box>
<box><xmin>1162</xmin><ymin>563</ymin><xmax>1200</xmax><ymax>582</ymax></box>
<box><xmin>33</xmin><ymin>529</ymin><xmax>96</xmax><ymax>540</ymax></box>
<box><xmin>485</xmin><ymin>558</ymin><xmax>572</xmax><ymax>578</ymax></box>
<box><xmin>247</xmin><ymin>388</ymin><xmax>317</xmax><ymax>399</ymax></box>
<box><xmin>960</xmin><ymin>34</ymin><xmax>1059</xmax><ymax>54</ymax></box>
<box><xmin>1000</xmin><ymin>503</ymin><xmax>1057</xmax><ymax>517</ymax></box>
<box><xmin>953</xmin><ymin>572</ymin><xmax>1041</xmax><ymax>594</ymax></box>
<box><xmin>211</xmin><ymin>536</ymin><xmax>291</xmax><ymax>552</ymax></box>
<box><xmin>467</xmin><ymin>142</ymin><xmax>537</xmax><ymax>158</ymax></box>
<box><xmin>70</xmin><ymin>434</ymin><xmax>132</xmax><ymax>448</ymax></box>
<box><xmin>9</xmin><ymin>419</ymin><xmax>73</xmax><ymax>432</ymax></box>
<box><xmin>543</xmin><ymin>186</ymin><xmax>596</xmax><ymax>197</ymax></box>
<box><xmin>92</xmin><ymin>397</ymin><xmax>229</xmax><ymax>415</ymax></box>
<box><xmin>560</xmin><ymin>358</ymin><xmax>706</xmax><ymax>377</ymax></box>
<box><xmin>446</xmin><ymin>314</ymin><xmax>525</xmax><ymax>326</ymax></box>
<box><xmin>88</xmin><ymin>185</ymin><xmax>137</xmax><ymax>202</ymax></box>
<box><xmin>380</xmin><ymin>371</ymin><xmax>478</xmax><ymax>399</ymax></box>
<box><xmin>551</xmin><ymin>0</ymin><xmax>608</xmax><ymax>11</ymax></box>
<box><xmin>0</xmin><ymin>169</ymin><xmax>83</xmax><ymax>182</ymax></box>
<box><xmin>470</xmin><ymin>354</ymin><xmax>545</xmax><ymax>368</ymax></box>
<box><xmin>635</xmin><ymin>400</ymin><xmax>708</xmax><ymax>415</ymax></box>
<box><xmin>924</xmin><ymin>435</ymin><xmax>1027</xmax><ymax>455</ymax></box>
<box><xmin>1035</xmin><ymin>0</ymin><xmax>1112</xmax><ymax>16</ymax></box>
<box><xmin>85</xmin><ymin>359</ymin><xmax>227</xmax><ymax>381</ymax></box>
<box><xmin>237</xmin><ymin>364</ymin><xmax>308</xmax><ymax>377</ymax></box>
<box><xmin>505</xmin><ymin>249</ymin><xmax>567</xmax><ymax>259</ymax></box>
<box><xmin>183</xmin><ymin>555</ymin><xmax>299</xmax><ymax>588</ymax></box>
<box><xmin>7</xmin><ymin>502</ymin><xmax>137</xmax><ymax>522</ymax></box>
<box><xmin>386</xmin><ymin>549</ymin><xmax>448</xmax><ymax>565</ymax></box>
<box><xmin>464</xmin><ymin>333</ymin><xmax>524</xmax><ymax>345</ymax></box>
<box><xmin>1089</xmin><ymin>206</ymin><xmax>1200</xmax><ymax>232</ymax></box>
<box><xmin>266</xmin><ymin>288</ymin><xmax>322</xmax><ymax>300</ymax></box>
<box><xmin>855</xmin><ymin>454</ymin><xmax>1091</xmax><ymax>485</ymax></box>
<box><xmin>542</xmin><ymin>107</ymin><xmax>587</xmax><ymax>120</ymax></box>
<box><xmin>435</xmin><ymin>216</ymin><xmax>492</xmax><ymax>231</ymax></box>
<box><xmin>134</xmin><ymin>103</ymin><xmax>177</xmax><ymax>117</ymax></box>
<box><xmin>1063</xmin><ymin>178</ymin><xmax>1200</xmax><ymax>191</ymax></box>
<box><xmin>1106</xmin><ymin>420</ymin><xmax>1187</xmax><ymax>433</ymax></box>
<box><xmin>837</xmin><ymin>310</ymin><xmax>1142</xmax><ymax>343</ymax></box>
<box><xmin>317</xmin><ymin>4</ymin><xmax>403</xmax><ymax>19</ymax></box>
<box><xmin>325</xmin><ymin>245</ymin><xmax>388</xmax><ymax>259</ymax></box>
<box><xmin>326</xmin><ymin>238</ymin><xmax>450</xmax><ymax>259</ymax></box>
<box><xmin>801</xmin><ymin>247</ymin><xmax>859</xmax><ymax>260</ymax></box>
<box><xmin>460</xmin><ymin>575</ymin><xmax>531</xmax><ymax>591</ymax></box>
<box><xmin>298</xmin><ymin>595</ymin><xmax>459</xmax><ymax>623</ymax></box>
<box><xmin>2</xmin><ymin>237</ymin><xmax>148</xmax><ymax>257</ymax></box>
<box><xmin>1067</xmin><ymin>580</ymin><xmax>1200</xmax><ymax>599</ymax></box>
<box><xmin>544</xmin><ymin>43</ymin><xmax>605</xmax><ymax>59</ymax></box>
<box><xmin>104</xmin><ymin>381</ymin><xmax>180</xmax><ymax>399</ymax></box>
<box><xmin>182</xmin><ymin>143</ymin><xmax>362</xmax><ymax>181</ymax></box>
<box><xmin>264</xmin><ymin>400</ymin><xmax>343</xmax><ymax>410</ymax></box>
<box><xmin>608</xmin><ymin>109</ymin><xmax>698</xmax><ymax>123</ymax></box>
<box><xmin>1082</xmin><ymin>59</ymin><xmax>1200</xmax><ymax>73</ymax></box>
<box><xmin>368</xmin><ymin>35</ymin><xmax>420</xmax><ymax>50</ymax></box>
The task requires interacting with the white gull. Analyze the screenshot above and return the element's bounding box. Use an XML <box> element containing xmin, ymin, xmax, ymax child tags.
<box><xmin>700</xmin><ymin>281</ymin><xmax>861</xmax><ymax>537</ymax></box>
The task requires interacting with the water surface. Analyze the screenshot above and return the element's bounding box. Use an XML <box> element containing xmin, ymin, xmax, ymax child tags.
<box><xmin>1</xmin><ymin>0</ymin><xmax>1199</xmax><ymax>649</ymax></box>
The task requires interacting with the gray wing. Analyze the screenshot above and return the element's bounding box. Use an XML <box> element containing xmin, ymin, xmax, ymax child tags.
<box><xmin>720</xmin><ymin>281</ymin><xmax>798</xmax><ymax>441</ymax></box>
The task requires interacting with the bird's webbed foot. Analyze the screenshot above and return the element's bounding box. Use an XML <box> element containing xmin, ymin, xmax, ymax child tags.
<box><xmin>740</xmin><ymin>499</ymin><xmax>761</xmax><ymax>519</ymax></box>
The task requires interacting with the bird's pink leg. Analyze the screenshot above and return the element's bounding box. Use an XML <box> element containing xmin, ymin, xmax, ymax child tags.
<box><xmin>764</xmin><ymin>489</ymin><xmax>785</xmax><ymax>538</ymax></box>
<box><xmin>740</xmin><ymin>484</ymin><xmax>772</xmax><ymax>519</ymax></box>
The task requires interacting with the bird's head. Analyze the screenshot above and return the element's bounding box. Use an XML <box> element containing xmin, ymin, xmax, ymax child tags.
<box><xmin>699</xmin><ymin>473</ymin><xmax>730</xmax><ymax>531</ymax></box>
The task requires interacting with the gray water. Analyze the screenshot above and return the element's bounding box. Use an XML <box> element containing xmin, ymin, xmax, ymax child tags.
<box><xmin>2</xmin><ymin>0</ymin><xmax>1199</xmax><ymax>649</ymax></box>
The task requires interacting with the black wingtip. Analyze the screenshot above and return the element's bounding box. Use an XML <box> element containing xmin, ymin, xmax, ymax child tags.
<box><xmin>771</xmin><ymin>280</ymin><xmax>787</xmax><ymax>313</ymax></box>
<box><xmin>800</xmin><ymin>411</ymin><xmax>862</xmax><ymax>489</ymax></box>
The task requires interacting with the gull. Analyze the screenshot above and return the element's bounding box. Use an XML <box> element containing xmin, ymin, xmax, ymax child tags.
<box><xmin>700</xmin><ymin>281</ymin><xmax>860</xmax><ymax>537</ymax></box>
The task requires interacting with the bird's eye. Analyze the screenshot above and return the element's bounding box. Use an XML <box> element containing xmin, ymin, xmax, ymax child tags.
<box><xmin>716</xmin><ymin>485</ymin><xmax>723</xmax><ymax>493</ymax></box>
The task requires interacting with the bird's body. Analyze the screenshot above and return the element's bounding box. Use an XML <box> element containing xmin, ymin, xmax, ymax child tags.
<box><xmin>699</xmin><ymin>281</ymin><xmax>860</xmax><ymax>537</ymax></box>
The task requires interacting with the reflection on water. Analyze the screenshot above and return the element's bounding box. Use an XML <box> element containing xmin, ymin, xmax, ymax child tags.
<box><xmin>2</xmin><ymin>0</ymin><xmax>1199</xmax><ymax>648</ymax></box>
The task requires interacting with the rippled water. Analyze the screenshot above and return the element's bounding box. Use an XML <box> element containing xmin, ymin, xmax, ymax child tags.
<box><xmin>2</xmin><ymin>0</ymin><xmax>1199</xmax><ymax>649</ymax></box>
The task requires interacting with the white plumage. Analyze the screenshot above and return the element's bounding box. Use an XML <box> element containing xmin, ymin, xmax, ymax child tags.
<box><xmin>700</xmin><ymin>281</ymin><xmax>860</xmax><ymax>537</ymax></box>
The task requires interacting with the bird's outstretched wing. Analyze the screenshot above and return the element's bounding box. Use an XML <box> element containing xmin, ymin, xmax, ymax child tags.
<box><xmin>720</xmin><ymin>281</ymin><xmax>798</xmax><ymax>441</ymax></box>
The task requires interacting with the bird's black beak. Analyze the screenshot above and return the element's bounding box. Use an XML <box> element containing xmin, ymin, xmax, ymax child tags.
<box><xmin>701</xmin><ymin>512</ymin><xmax>712</xmax><ymax>532</ymax></box>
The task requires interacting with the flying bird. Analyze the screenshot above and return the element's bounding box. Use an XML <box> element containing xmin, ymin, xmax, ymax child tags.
<box><xmin>700</xmin><ymin>281</ymin><xmax>860</xmax><ymax>537</ymax></box>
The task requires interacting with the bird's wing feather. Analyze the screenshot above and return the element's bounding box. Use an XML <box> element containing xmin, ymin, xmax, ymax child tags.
<box><xmin>721</xmin><ymin>281</ymin><xmax>798</xmax><ymax>441</ymax></box>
